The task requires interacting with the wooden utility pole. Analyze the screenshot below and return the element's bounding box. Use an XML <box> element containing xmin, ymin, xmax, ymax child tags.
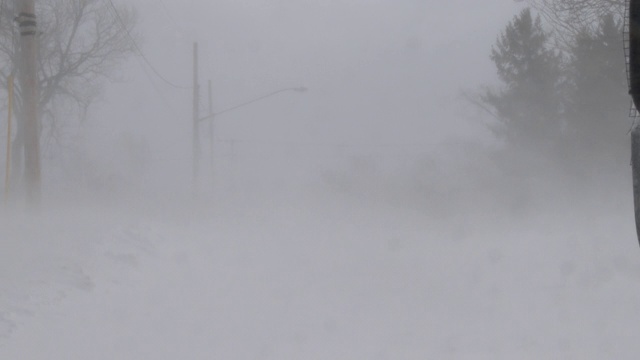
<box><xmin>192</xmin><ymin>42</ymin><xmax>200</xmax><ymax>194</ymax></box>
<box><xmin>16</xmin><ymin>0</ymin><xmax>40</xmax><ymax>205</ymax></box>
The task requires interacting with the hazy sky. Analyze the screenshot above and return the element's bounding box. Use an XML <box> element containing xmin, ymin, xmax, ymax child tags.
<box><xmin>88</xmin><ymin>0</ymin><xmax>525</xmax><ymax>189</ymax></box>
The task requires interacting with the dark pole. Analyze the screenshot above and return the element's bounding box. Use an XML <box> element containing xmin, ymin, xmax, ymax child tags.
<box><xmin>632</xmin><ymin>127</ymin><xmax>640</xmax><ymax>245</ymax></box>
<box><xmin>631</xmin><ymin>0</ymin><xmax>640</xmax><ymax>107</ymax></box>
<box><xmin>208</xmin><ymin>79</ymin><xmax>215</xmax><ymax>189</ymax></box>
<box><xmin>192</xmin><ymin>42</ymin><xmax>200</xmax><ymax>195</ymax></box>
<box><xmin>630</xmin><ymin>0</ymin><xmax>640</xmax><ymax>245</ymax></box>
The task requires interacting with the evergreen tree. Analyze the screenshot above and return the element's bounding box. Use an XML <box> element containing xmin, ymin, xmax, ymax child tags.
<box><xmin>565</xmin><ymin>13</ymin><xmax>631</xmax><ymax>167</ymax></box>
<box><xmin>482</xmin><ymin>8</ymin><xmax>565</xmax><ymax>154</ymax></box>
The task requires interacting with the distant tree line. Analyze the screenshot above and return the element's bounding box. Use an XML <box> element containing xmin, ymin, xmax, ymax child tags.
<box><xmin>478</xmin><ymin>5</ymin><xmax>631</xmax><ymax>179</ymax></box>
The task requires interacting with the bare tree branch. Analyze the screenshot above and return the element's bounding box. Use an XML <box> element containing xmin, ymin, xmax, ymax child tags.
<box><xmin>0</xmin><ymin>0</ymin><xmax>137</xmax><ymax>170</ymax></box>
<box><xmin>527</xmin><ymin>0</ymin><xmax>625</xmax><ymax>44</ymax></box>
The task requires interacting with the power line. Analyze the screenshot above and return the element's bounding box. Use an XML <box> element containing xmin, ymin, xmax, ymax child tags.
<box><xmin>105</xmin><ymin>0</ymin><xmax>189</xmax><ymax>90</ymax></box>
<box><xmin>212</xmin><ymin>137</ymin><xmax>438</xmax><ymax>150</ymax></box>
<box><xmin>136</xmin><ymin>53</ymin><xmax>182</xmax><ymax>120</ymax></box>
<box><xmin>157</xmin><ymin>0</ymin><xmax>186</xmax><ymax>35</ymax></box>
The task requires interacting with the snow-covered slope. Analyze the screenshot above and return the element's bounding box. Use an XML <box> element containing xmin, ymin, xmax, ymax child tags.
<box><xmin>1</xmin><ymin>190</ymin><xmax>639</xmax><ymax>359</ymax></box>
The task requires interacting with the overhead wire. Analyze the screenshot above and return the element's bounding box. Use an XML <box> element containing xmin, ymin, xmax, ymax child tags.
<box><xmin>136</xmin><ymin>53</ymin><xmax>183</xmax><ymax>120</ymax></box>
<box><xmin>211</xmin><ymin>137</ymin><xmax>436</xmax><ymax>151</ymax></box>
<box><xmin>157</xmin><ymin>0</ymin><xmax>187</xmax><ymax>35</ymax></box>
<box><xmin>105</xmin><ymin>0</ymin><xmax>189</xmax><ymax>90</ymax></box>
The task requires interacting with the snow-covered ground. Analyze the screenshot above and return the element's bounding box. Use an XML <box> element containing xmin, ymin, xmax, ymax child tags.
<box><xmin>1</xmin><ymin>187</ymin><xmax>640</xmax><ymax>359</ymax></box>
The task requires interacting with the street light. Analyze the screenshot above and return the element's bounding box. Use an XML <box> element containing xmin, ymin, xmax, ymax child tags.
<box><xmin>199</xmin><ymin>86</ymin><xmax>307</xmax><ymax>122</ymax></box>
<box><xmin>194</xmin><ymin>85</ymin><xmax>308</xmax><ymax>193</ymax></box>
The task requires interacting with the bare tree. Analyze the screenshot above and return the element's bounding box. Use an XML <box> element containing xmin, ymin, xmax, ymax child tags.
<box><xmin>0</xmin><ymin>0</ymin><xmax>137</xmax><ymax>184</ymax></box>
<box><xmin>526</xmin><ymin>0</ymin><xmax>625</xmax><ymax>46</ymax></box>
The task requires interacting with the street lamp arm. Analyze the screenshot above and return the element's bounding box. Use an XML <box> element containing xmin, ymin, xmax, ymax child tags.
<box><xmin>199</xmin><ymin>86</ymin><xmax>307</xmax><ymax>122</ymax></box>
